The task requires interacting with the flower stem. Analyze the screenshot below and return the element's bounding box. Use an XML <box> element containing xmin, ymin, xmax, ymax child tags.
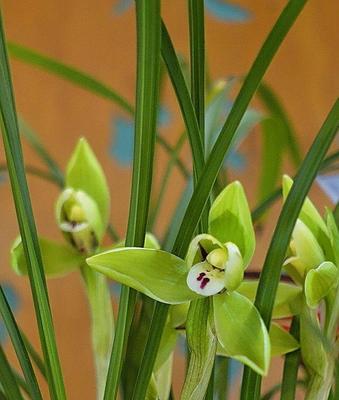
<box><xmin>81</xmin><ymin>266</ymin><xmax>114</xmax><ymax>400</ymax></box>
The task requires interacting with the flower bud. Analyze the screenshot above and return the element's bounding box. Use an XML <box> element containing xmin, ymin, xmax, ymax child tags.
<box><xmin>56</xmin><ymin>188</ymin><xmax>104</xmax><ymax>255</ymax></box>
<box><xmin>284</xmin><ymin>219</ymin><xmax>325</xmax><ymax>283</ymax></box>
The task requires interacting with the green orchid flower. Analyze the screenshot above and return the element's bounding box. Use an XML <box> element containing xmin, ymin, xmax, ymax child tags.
<box><xmin>282</xmin><ymin>175</ymin><xmax>338</xmax><ymax>307</ymax></box>
<box><xmin>12</xmin><ymin>137</ymin><xmax>111</xmax><ymax>276</ymax></box>
<box><xmin>87</xmin><ymin>181</ymin><xmax>272</xmax><ymax>375</ymax></box>
<box><xmin>283</xmin><ymin>175</ymin><xmax>339</xmax><ymax>399</ymax></box>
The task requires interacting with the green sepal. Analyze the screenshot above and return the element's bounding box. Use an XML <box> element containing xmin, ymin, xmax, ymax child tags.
<box><xmin>284</xmin><ymin>219</ymin><xmax>325</xmax><ymax>283</ymax></box>
<box><xmin>66</xmin><ymin>138</ymin><xmax>110</xmax><ymax>228</ymax></box>
<box><xmin>11</xmin><ymin>236</ymin><xmax>82</xmax><ymax>277</ymax></box>
<box><xmin>282</xmin><ymin>175</ymin><xmax>333</xmax><ymax>261</ymax></box>
<box><xmin>223</xmin><ymin>242</ymin><xmax>244</xmax><ymax>292</ymax></box>
<box><xmin>169</xmin><ymin>303</ymin><xmax>190</xmax><ymax>328</ymax></box>
<box><xmin>213</xmin><ymin>291</ymin><xmax>270</xmax><ymax>375</ymax></box>
<box><xmin>237</xmin><ymin>280</ymin><xmax>302</xmax><ymax>318</ymax></box>
<box><xmin>326</xmin><ymin>209</ymin><xmax>339</xmax><ymax>266</ymax></box>
<box><xmin>216</xmin><ymin>322</ymin><xmax>299</xmax><ymax>358</ymax></box>
<box><xmin>208</xmin><ymin>181</ymin><xmax>255</xmax><ymax>267</ymax></box>
<box><xmin>269</xmin><ymin>322</ymin><xmax>299</xmax><ymax>357</ymax></box>
<box><xmin>304</xmin><ymin>261</ymin><xmax>338</xmax><ymax>308</ymax></box>
<box><xmin>87</xmin><ymin>248</ymin><xmax>198</xmax><ymax>304</ymax></box>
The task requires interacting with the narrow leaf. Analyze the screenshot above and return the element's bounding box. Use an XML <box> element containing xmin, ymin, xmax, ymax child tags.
<box><xmin>0</xmin><ymin>287</ymin><xmax>42</xmax><ymax>399</ymax></box>
<box><xmin>0</xmin><ymin>346</ymin><xmax>24</xmax><ymax>400</ymax></box>
<box><xmin>0</xmin><ymin>10</ymin><xmax>66</xmax><ymax>399</ymax></box>
<box><xmin>258</xmin><ymin>117</ymin><xmax>285</xmax><ymax>201</ymax></box>
<box><xmin>257</xmin><ymin>82</ymin><xmax>302</xmax><ymax>166</ymax></box>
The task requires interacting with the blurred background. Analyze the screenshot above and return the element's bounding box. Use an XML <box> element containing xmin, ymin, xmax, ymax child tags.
<box><xmin>0</xmin><ymin>0</ymin><xmax>338</xmax><ymax>398</ymax></box>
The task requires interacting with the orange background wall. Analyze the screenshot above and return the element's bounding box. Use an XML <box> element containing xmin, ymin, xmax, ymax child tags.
<box><xmin>0</xmin><ymin>1</ymin><xmax>338</xmax><ymax>398</ymax></box>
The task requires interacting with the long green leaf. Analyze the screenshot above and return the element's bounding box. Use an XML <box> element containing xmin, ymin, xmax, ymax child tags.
<box><xmin>0</xmin><ymin>162</ymin><xmax>58</xmax><ymax>184</ymax></box>
<box><xmin>161</xmin><ymin>22</ymin><xmax>204</xmax><ymax>177</ymax></box>
<box><xmin>257</xmin><ymin>81</ymin><xmax>302</xmax><ymax>165</ymax></box>
<box><xmin>148</xmin><ymin>132</ymin><xmax>186</xmax><ymax>229</ymax></box>
<box><xmin>258</xmin><ymin>117</ymin><xmax>285</xmax><ymax>201</ymax></box>
<box><xmin>240</xmin><ymin>100</ymin><xmax>339</xmax><ymax>399</ymax></box>
<box><xmin>188</xmin><ymin>0</ymin><xmax>205</xmax><ymax>146</ymax></box>
<box><xmin>0</xmin><ymin>287</ymin><xmax>42</xmax><ymax>399</ymax></box>
<box><xmin>0</xmin><ymin>346</ymin><xmax>24</xmax><ymax>400</ymax></box>
<box><xmin>18</xmin><ymin>116</ymin><xmax>64</xmax><ymax>187</ymax></box>
<box><xmin>20</xmin><ymin>330</ymin><xmax>47</xmax><ymax>379</ymax></box>
<box><xmin>103</xmin><ymin>2</ymin><xmax>161</xmax><ymax>399</ymax></box>
<box><xmin>0</xmin><ymin>10</ymin><xmax>66</xmax><ymax>400</ymax></box>
<box><xmin>8</xmin><ymin>42</ymin><xmax>186</xmax><ymax>176</ymax></box>
<box><xmin>8</xmin><ymin>42</ymin><xmax>133</xmax><ymax>114</ymax></box>
<box><xmin>131</xmin><ymin>0</ymin><xmax>309</xmax><ymax>395</ymax></box>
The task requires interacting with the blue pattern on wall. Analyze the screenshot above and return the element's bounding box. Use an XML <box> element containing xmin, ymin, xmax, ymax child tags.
<box><xmin>113</xmin><ymin>0</ymin><xmax>133</xmax><ymax>15</ymax></box>
<box><xmin>109</xmin><ymin>104</ymin><xmax>171</xmax><ymax>167</ymax></box>
<box><xmin>205</xmin><ymin>0</ymin><xmax>250</xmax><ymax>22</ymax></box>
<box><xmin>0</xmin><ymin>283</ymin><xmax>20</xmax><ymax>343</ymax></box>
<box><xmin>113</xmin><ymin>0</ymin><xmax>250</xmax><ymax>23</ymax></box>
<box><xmin>109</xmin><ymin>116</ymin><xmax>134</xmax><ymax>166</ymax></box>
<box><xmin>316</xmin><ymin>174</ymin><xmax>339</xmax><ymax>204</ymax></box>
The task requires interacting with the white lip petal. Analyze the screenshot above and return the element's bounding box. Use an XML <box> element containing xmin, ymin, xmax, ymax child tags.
<box><xmin>187</xmin><ymin>261</ymin><xmax>225</xmax><ymax>296</ymax></box>
<box><xmin>59</xmin><ymin>221</ymin><xmax>89</xmax><ymax>233</ymax></box>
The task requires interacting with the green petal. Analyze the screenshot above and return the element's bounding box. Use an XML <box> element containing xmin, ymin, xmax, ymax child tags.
<box><xmin>282</xmin><ymin>175</ymin><xmax>332</xmax><ymax>260</ymax></box>
<box><xmin>269</xmin><ymin>323</ymin><xmax>299</xmax><ymax>357</ymax></box>
<box><xmin>186</xmin><ymin>233</ymin><xmax>224</xmax><ymax>267</ymax></box>
<box><xmin>285</xmin><ymin>219</ymin><xmax>325</xmax><ymax>280</ymax></box>
<box><xmin>213</xmin><ymin>291</ymin><xmax>270</xmax><ymax>375</ymax></box>
<box><xmin>66</xmin><ymin>138</ymin><xmax>110</xmax><ymax>227</ymax></box>
<box><xmin>326</xmin><ymin>209</ymin><xmax>339</xmax><ymax>266</ymax></box>
<box><xmin>237</xmin><ymin>280</ymin><xmax>302</xmax><ymax>318</ymax></box>
<box><xmin>223</xmin><ymin>242</ymin><xmax>244</xmax><ymax>292</ymax></box>
<box><xmin>87</xmin><ymin>248</ymin><xmax>198</xmax><ymax>304</ymax></box>
<box><xmin>304</xmin><ymin>261</ymin><xmax>338</xmax><ymax>308</ymax></box>
<box><xmin>169</xmin><ymin>303</ymin><xmax>189</xmax><ymax>328</ymax></box>
<box><xmin>208</xmin><ymin>181</ymin><xmax>255</xmax><ymax>267</ymax></box>
<box><xmin>11</xmin><ymin>236</ymin><xmax>82</xmax><ymax>277</ymax></box>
